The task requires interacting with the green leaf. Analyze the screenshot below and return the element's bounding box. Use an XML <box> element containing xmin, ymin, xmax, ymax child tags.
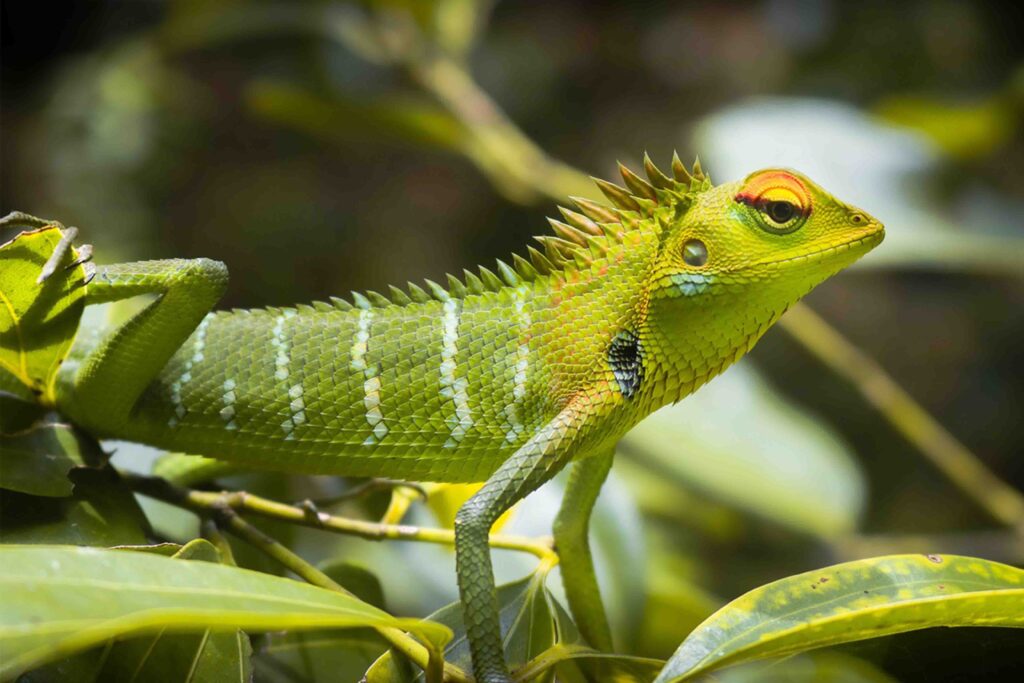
<box><xmin>515</xmin><ymin>643</ymin><xmax>664</xmax><ymax>683</ymax></box>
<box><xmin>93</xmin><ymin>540</ymin><xmax>253</xmax><ymax>683</ymax></box>
<box><xmin>246</xmin><ymin>82</ymin><xmax>468</xmax><ymax>153</ymax></box>
<box><xmin>319</xmin><ymin>559</ymin><xmax>387</xmax><ymax>610</ymax></box>
<box><xmin>712</xmin><ymin>651</ymin><xmax>898</xmax><ymax>683</ymax></box>
<box><xmin>366</xmin><ymin>570</ymin><xmax>571</xmax><ymax>682</ymax></box>
<box><xmin>0</xmin><ymin>226</ymin><xmax>88</xmax><ymax>404</ymax></box>
<box><xmin>21</xmin><ymin>540</ymin><xmax>251</xmax><ymax>683</ymax></box>
<box><xmin>0</xmin><ymin>466</ymin><xmax>149</xmax><ymax>546</ymax></box>
<box><xmin>620</xmin><ymin>364</ymin><xmax>866</xmax><ymax>537</ymax></box>
<box><xmin>151</xmin><ymin>452</ymin><xmax>241</xmax><ymax>486</ymax></box>
<box><xmin>256</xmin><ymin>630</ymin><xmax>388</xmax><ymax>683</ymax></box>
<box><xmin>874</xmin><ymin>94</ymin><xmax>1016</xmax><ymax>161</ymax></box>
<box><xmin>92</xmin><ymin>626</ymin><xmax>253</xmax><ymax>683</ymax></box>
<box><xmin>0</xmin><ymin>414</ymin><xmax>103</xmax><ymax>497</ymax></box>
<box><xmin>0</xmin><ymin>545</ymin><xmax>451</xmax><ymax>679</ymax></box>
<box><xmin>654</xmin><ymin>554</ymin><xmax>1024</xmax><ymax>682</ymax></box>
<box><xmin>585</xmin><ymin>471</ymin><xmax>648</xmax><ymax>649</ymax></box>
<box><xmin>0</xmin><ymin>388</ymin><xmax>43</xmax><ymax>428</ymax></box>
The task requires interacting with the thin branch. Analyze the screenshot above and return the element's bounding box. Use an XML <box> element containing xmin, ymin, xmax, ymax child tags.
<box><xmin>126</xmin><ymin>473</ymin><xmax>556</xmax><ymax>561</ymax></box>
<box><xmin>779</xmin><ymin>303</ymin><xmax>1024</xmax><ymax>535</ymax></box>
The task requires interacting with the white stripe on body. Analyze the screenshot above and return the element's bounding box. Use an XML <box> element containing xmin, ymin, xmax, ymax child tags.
<box><xmin>219</xmin><ymin>378</ymin><xmax>238</xmax><ymax>430</ymax></box>
<box><xmin>271</xmin><ymin>310</ymin><xmax>309</xmax><ymax>440</ymax></box>
<box><xmin>167</xmin><ymin>314</ymin><xmax>212</xmax><ymax>428</ymax></box>
<box><xmin>440</xmin><ymin>298</ymin><xmax>473</xmax><ymax>448</ymax></box>
<box><xmin>351</xmin><ymin>308</ymin><xmax>387</xmax><ymax>445</ymax></box>
<box><xmin>504</xmin><ymin>286</ymin><xmax>531</xmax><ymax>443</ymax></box>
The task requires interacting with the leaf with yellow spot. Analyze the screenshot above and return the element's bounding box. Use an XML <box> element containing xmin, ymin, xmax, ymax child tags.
<box><xmin>654</xmin><ymin>554</ymin><xmax>1024</xmax><ymax>682</ymax></box>
<box><xmin>0</xmin><ymin>227</ymin><xmax>88</xmax><ymax>405</ymax></box>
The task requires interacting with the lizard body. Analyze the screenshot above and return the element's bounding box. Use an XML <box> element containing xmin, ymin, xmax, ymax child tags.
<box><xmin>49</xmin><ymin>156</ymin><xmax>883</xmax><ymax>682</ymax></box>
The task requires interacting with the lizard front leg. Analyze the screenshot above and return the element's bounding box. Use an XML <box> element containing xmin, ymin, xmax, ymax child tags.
<box><xmin>553</xmin><ymin>447</ymin><xmax>615</xmax><ymax>651</ymax></box>
<box><xmin>60</xmin><ymin>259</ymin><xmax>227</xmax><ymax>435</ymax></box>
<box><xmin>454</xmin><ymin>402</ymin><xmax>594</xmax><ymax>683</ymax></box>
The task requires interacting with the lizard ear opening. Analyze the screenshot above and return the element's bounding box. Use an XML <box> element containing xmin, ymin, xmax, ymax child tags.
<box><xmin>682</xmin><ymin>238</ymin><xmax>708</xmax><ymax>267</ymax></box>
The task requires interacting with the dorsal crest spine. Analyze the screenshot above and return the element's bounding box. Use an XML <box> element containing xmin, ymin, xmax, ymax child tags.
<box><xmin>323</xmin><ymin>152</ymin><xmax>710</xmax><ymax>311</ymax></box>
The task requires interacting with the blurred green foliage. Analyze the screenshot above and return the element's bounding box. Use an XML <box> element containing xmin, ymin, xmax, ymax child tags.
<box><xmin>2</xmin><ymin>0</ymin><xmax>1023</xmax><ymax>680</ymax></box>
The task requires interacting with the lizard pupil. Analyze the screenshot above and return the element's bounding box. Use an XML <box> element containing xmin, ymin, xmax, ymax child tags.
<box><xmin>682</xmin><ymin>239</ymin><xmax>708</xmax><ymax>267</ymax></box>
<box><xmin>765</xmin><ymin>200</ymin><xmax>796</xmax><ymax>224</ymax></box>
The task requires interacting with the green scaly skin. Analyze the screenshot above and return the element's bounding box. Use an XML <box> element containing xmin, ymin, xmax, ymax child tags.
<box><xmin>50</xmin><ymin>155</ymin><xmax>883</xmax><ymax>682</ymax></box>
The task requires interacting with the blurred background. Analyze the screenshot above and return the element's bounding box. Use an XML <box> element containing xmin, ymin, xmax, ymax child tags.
<box><xmin>3</xmin><ymin>1</ymin><xmax>1024</xmax><ymax>680</ymax></box>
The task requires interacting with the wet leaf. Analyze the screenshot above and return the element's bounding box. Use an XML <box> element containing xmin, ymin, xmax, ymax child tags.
<box><xmin>0</xmin><ymin>545</ymin><xmax>450</xmax><ymax>679</ymax></box>
<box><xmin>0</xmin><ymin>226</ymin><xmax>88</xmax><ymax>404</ymax></box>
<box><xmin>654</xmin><ymin>554</ymin><xmax>1024</xmax><ymax>682</ymax></box>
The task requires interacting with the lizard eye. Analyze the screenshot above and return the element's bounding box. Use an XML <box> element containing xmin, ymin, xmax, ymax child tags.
<box><xmin>765</xmin><ymin>200</ymin><xmax>796</xmax><ymax>224</ymax></box>
<box><xmin>736</xmin><ymin>170</ymin><xmax>811</xmax><ymax>235</ymax></box>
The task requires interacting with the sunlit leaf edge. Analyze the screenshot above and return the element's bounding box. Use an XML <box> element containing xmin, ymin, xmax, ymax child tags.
<box><xmin>0</xmin><ymin>545</ymin><xmax>450</xmax><ymax>679</ymax></box>
<box><xmin>655</xmin><ymin>554</ymin><xmax>1024</xmax><ymax>682</ymax></box>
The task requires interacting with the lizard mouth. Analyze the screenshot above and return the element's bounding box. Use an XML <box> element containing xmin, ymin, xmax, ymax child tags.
<box><xmin>753</xmin><ymin>224</ymin><xmax>885</xmax><ymax>270</ymax></box>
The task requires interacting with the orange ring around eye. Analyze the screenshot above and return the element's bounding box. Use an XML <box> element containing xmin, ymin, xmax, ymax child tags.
<box><xmin>734</xmin><ymin>171</ymin><xmax>812</xmax><ymax>218</ymax></box>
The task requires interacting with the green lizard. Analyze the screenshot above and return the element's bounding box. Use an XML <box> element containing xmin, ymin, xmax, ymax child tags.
<box><xmin>41</xmin><ymin>155</ymin><xmax>882</xmax><ymax>682</ymax></box>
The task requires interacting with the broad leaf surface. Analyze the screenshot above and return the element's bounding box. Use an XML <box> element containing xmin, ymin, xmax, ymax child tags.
<box><xmin>654</xmin><ymin>554</ymin><xmax>1024</xmax><ymax>682</ymax></box>
<box><xmin>21</xmin><ymin>541</ymin><xmax>251</xmax><ymax>683</ymax></box>
<box><xmin>0</xmin><ymin>467</ymin><xmax>149</xmax><ymax>546</ymax></box>
<box><xmin>319</xmin><ymin>559</ymin><xmax>387</xmax><ymax>609</ymax></box>
<box><xmin>92</xmin><ymin>540</ymin><xmax>254</xmax><ymax>683</ymax></box>
<box><xmin>0</xmin><ymin>227</ymin><xmax>87</xmax><ymax>403</ymax></box>
<box><xmin>256</xmin><ymin>630</ymin><xmax>387</xmax><ymax>683</ymax></box>
<box><xmin>366</xmin><ymin>571</ymin><xmax>572</xmax><ymax>682</ymax></box>
<box><xmin>0</xmin><ymin>414</ymin><xmax>103</xmax><ymax>497</ymax></box>
<box><xmin>0</xmin><ymin>545</ymin><xmax>450</xmax><ymax>679</ymax></box>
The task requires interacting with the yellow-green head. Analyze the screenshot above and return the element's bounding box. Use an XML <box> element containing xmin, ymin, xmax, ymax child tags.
<box><xmin>634</xmin><ymin>160</ymin><xmax>884</xmax><ymax>402</ymax></box>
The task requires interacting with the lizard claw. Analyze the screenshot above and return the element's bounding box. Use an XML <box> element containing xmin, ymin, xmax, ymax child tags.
<box><xmin>68</xmin><ymin>243</ymin><xmax>96</xmax><ymax>285</ymax></box>
<box><xmin>68</xmin><ymin>242</ymin><xmax>94</xmax><ymax>268</ymax></box>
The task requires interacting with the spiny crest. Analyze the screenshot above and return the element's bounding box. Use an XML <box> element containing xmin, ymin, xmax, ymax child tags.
<box><xmin>322</xmin><ymin>153</ymin><xmax>710</xmax><ymax>312</ymax></box>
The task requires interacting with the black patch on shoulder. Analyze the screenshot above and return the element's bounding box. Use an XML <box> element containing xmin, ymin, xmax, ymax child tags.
<box><xmin>608</xmin><ymin>330</ymin><xmax>644</xmax><ymax>399</ymax></box>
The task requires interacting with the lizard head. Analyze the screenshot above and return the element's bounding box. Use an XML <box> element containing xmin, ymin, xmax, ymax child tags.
<box><xmin>641</xmin><ymin>164</ymin><xmax>884</xmax><ymax>397</ymax></box>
